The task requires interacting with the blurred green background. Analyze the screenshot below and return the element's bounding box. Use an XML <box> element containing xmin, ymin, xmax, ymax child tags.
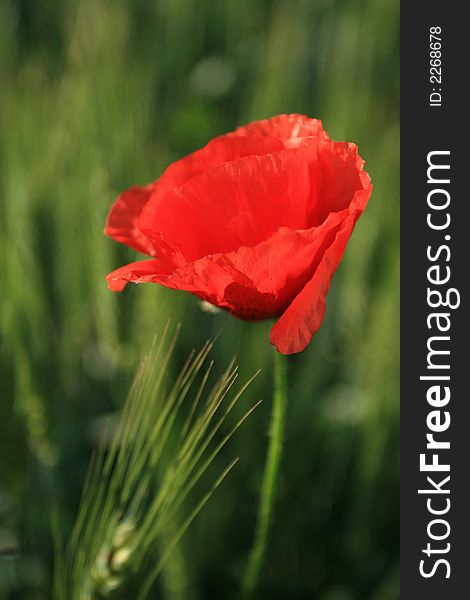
<box><xmin>0</xmin><ymin>0</ymin><xmax>399</xmax><ymax>598</ymax></box>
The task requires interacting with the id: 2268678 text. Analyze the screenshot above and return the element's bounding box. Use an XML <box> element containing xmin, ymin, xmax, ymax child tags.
<box><xmin>429</xmin><ymin>27</ymin><xmax>443</xmax><ymax>107</ymax></box>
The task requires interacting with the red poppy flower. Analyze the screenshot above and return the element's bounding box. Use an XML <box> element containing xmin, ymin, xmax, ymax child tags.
<box><xmin>105</xmin><ymin>114</ymin><xmax>372</xmax><ymax>354</ymax></box>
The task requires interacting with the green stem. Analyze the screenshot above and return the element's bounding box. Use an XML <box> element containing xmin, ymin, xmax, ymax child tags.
<box><xmin>241</xmin><ymin>350</ymin><xmax>288</xmax><ymax>597</ymax></box>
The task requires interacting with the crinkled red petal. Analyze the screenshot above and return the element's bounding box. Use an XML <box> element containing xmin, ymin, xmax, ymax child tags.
<box><xmin>104</xmin><ymin>184</ymin><xmax>157</xmax><ymax>255</ymax></box>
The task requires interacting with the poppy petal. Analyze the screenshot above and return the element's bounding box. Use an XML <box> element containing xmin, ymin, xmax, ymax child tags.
<box><xmin>106</xmin><ymin>259</ymin><xmax>172</xmax><ymax>291</ymax></box>
<box><xmin>106</xmin><ymin>253</ymin><xmax>278</xmax><ymax>318</ymax></box>
<box><xmin>310</xmin><ymin>141</ymin><xmax>371</xmax><ymax>225</ymax></box>
<box><xmin>104</xmin><ymin>184</ymin><xmax>158</xmax><ymax>255</ymax></box>
<box><xmin>152</xmin><ymin>134</ymin><xmax>285</xmax><ymax>198</ymax></box>
<box><xmin>231</xmin><ymin>113</ymin><xmax>328</xmax><ymax>147</ymax></box>
<box><xmin>269</xmin><ymin>213</ymin><xmax>359</xmax><ymax>354</ymax></box>
<box><xmin>137</xmin><ymin>145</ymin><xmax>316</xmax><ymax>262</ymax></box>
<box><xmin>137</xmin><ymin>135</ymin><xmax>286</xmax><ymax>247</ymax></box>
<box><xmin>167</xmin><ymin>255</ymin><xmax>279</xmax><ymax>317</ymax></box>
<box><xmin>224</xmin><ymin>214</ymin><xmax>346</xmax><ymax>308</ymax></box>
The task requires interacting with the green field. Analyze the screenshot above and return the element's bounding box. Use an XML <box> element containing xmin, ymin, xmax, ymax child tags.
<box><xmin>0</xmin><ymin>0</ymin><xmax>399</xmax><ymax>598</ymax></box>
